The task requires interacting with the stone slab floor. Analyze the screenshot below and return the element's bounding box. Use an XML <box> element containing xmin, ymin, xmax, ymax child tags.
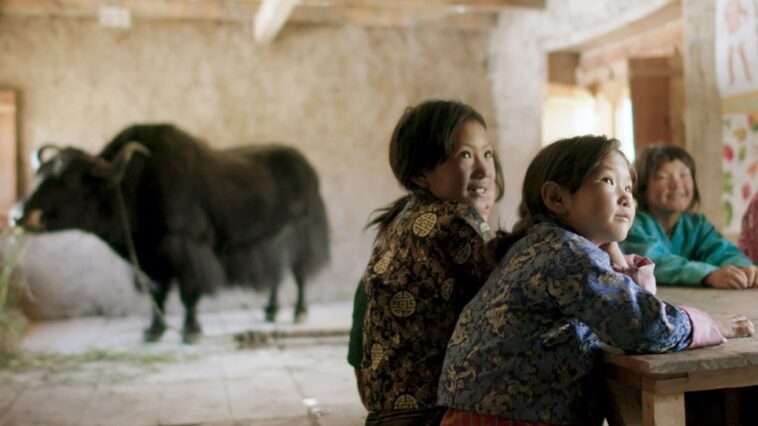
<box><xmin>0</xmin><ymin>302</ymin><xmax>366</xmax><ymax>425</ymax></box>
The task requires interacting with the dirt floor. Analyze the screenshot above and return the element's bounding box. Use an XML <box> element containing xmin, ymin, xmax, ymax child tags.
<box><xmin>0</xmin><ymin>302</ymin><xmax>365</xmax><ymax>425</ymax></box>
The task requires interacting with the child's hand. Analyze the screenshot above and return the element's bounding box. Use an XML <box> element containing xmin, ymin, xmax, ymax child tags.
<box><xmin>741</xmin><ymin>266</ymin><xmax>758</xmax><ymax>288</ymax></box>
<box><xmin>704</xmin><ymin>266</ymin><xmax>750</xmax><ymax>289</ymax></box>
<box><xmin>599</xmin><ymin>242</ymin><xmax>628</xmax><ymax>268</ymax></box>
<box><xmin>711</xmin><ymin>314</ymin><xmax>755</xmax><ymax>338</ymax></box>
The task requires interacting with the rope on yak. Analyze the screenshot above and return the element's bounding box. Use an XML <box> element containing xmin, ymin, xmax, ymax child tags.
<box><xmin>115</xmin><ymin>185</ymin><xmax>179</xmax><ymax>336</ymax></box>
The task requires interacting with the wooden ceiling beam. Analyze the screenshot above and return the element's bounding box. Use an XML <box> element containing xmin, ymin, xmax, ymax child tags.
<box><xmin>0</xmin><ymin>0</ymin><xmax>526</xmax><ymax>31</ymax></box>
<box><xmin>578</xmin><ymin>20</ymin><xmax>682</xmax><ymax>75</ymax></box>
<box><xmin>330</xmin><ymin>6</ymin><xmax>497</xmax><ymax>30</ymax></box>
<box><xmin>0</xmin><ymin>0</ymin><xmax>257</xmax><ymax>20</ymax></box>
<box><xmin>254</xmin><ymin>0</ymin><xmax>297</xmax><ymax>43</ymax></box>
<box><xmin>0</xmin><ymin>0</ymin><xmax>544</xmax><ymax>16</ymax></box>
<box><xmin>322</xmin><ymin>0</ymin><xmax>545</xmax><ymax>12</ymax></box>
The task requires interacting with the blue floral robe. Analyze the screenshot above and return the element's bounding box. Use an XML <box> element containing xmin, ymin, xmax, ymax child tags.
<box><xmin>437</xmin><ymin>222</ymin><xmax>693</xmax><ymax>425</ymax></box>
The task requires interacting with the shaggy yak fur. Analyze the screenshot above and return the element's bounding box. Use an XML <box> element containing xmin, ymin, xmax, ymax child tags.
<box><xmin>18</xmin><ymin>124</ymin><xmax>330</xmax><ymax>343</ymax></box>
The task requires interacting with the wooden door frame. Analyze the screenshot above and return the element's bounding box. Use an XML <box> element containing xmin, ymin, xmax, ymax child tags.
<box><xmin>0</xmin><ymin>89</ymin><xmax>18</xmax><ymax>228</ymax></box>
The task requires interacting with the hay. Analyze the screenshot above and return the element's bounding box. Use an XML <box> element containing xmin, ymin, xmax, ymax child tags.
<box><xmin>0</xmin><ymin>348</ymin><xmax>192</xmax><ymax>373</ymax></box>
<box><xmin>0</xmin><ymin>227</ymin><xmax>28</xmax><ymax>351</ymax></box>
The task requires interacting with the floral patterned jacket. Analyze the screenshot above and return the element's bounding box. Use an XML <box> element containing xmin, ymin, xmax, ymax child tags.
<box><xmin>361</xmin><ymin>194</ymin><xmax>494</xmax><ymax>413</ymax></box>
<box><xmin>437</xmin><ymin>222</ymin><xmax>694</xmax><ymax>425</ymax></box>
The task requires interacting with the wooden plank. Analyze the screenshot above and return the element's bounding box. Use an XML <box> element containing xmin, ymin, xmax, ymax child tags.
<box><xmin>641</xmin><ymin>375</ymin><xmax>689</xmax><ymax>394</ymax></box>
<box><xmin>657</xmin><ymin>287</ymin><xmax>758</xmax><ymax>320</ymax></box>
<box><xmin>328</xmin><ymin>0</ymin><xmax>545</xmax><ymax>11</ymax></box>
<box><xmin>605</xmin><ymin>348</ymin><xmax>703</xmax><ymax>377</ymax></box>
<box><xmin>0</xmin><ymin>90</ymin><xmax>17</xmax><ymax>229</ymax></box>
<box><xmin>578</xmin><ymin>20</ymin><xmax>682</xmax><ymax>74</ymax></box>
<box><xmin>623</xmin><ymin>365</ymin><xmax>758</xmax><ymax>395</ymax></box>
<box><xmin>0</xmin><ymin>0</ymin><xmax>261</xmax><ymax>20</ymax></box>
<box><xmin>606</xmin><ymin>341</ymin><xmax>758</xmax><ymax>377</ymax></box>
<box><xmin>0</xmin><ymin>0</ymin><xmax>503</xmax><ymax>30</ymax></box>
<box><xmin>682</xmin><ymin>366</ymin><xmax>758</xmax><ymax>393</ymax></box>
<box><xmin>606</xmin><ymin>377</ymin><xmax>643</xmax><ymax>426</ymax></box>
<box><xmin>641</xmin><ymin>391</ymin><xmax>684</xmax><ymax>426</ymax></box>
<box><xmin>629</xmin><ymin>56</ymin><xmax>672</xmax><ymax>151</ymax></box>
<box><xmin>332</xmin><ymin>6</ymin><xmax>497</xmax><ymax>30</ymax></box>
<box><xmin>0</xmin><ymin>0</ymin><xmax>543</xmax><ymax>17</ymax></box>
<box><xmin>548</xmin><ymin>53</ymin><xmax>579</xmax><ymax>85</ymax></box>
<box><xmin>605</xmin><ymin>363</ymin><xmax>644</xmax><ymax>388</ymax></box>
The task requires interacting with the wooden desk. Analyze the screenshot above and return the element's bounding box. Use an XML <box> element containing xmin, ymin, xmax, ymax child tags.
<box><xmin>604</xmin><ymin>287</ymin><xmax>758</xmax><ymax>426</ymax></box>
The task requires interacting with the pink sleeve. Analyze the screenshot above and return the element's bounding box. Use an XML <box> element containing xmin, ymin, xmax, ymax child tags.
<box><xmin>680</xmin><ymin>305</ymin><xmax>726</xmax><ymax>348</ymax></box>
<box><xmin>612</xmin><ymin>254</ymin><xmax>656</xmax><ymax>294</ymax></box>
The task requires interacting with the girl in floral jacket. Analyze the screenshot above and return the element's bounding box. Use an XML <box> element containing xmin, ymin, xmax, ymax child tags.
<box><xmin>360</xmin><ymin>99</ymin><xmax>505</xmax><ymax>425</ymax></box>
<box><xmin>437</xmin><ymin>135</ymin><xmax>753</xmax><ymax>426</ymax></box>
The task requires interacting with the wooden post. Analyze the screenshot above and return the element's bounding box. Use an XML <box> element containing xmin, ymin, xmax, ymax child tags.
<box><xmin>0</xmin><ymin>90</ymin><xmax>17</xmax><ymax>228</ymax></box>
<box><xmin>641</xmin><ymin>391</ymin><xmax>685</xmax><ymax>426</ymax></box>
<box><xmin>628</xmin><ymin>54</ymin><xmax>685</xmax><ymax>152</ymax></box>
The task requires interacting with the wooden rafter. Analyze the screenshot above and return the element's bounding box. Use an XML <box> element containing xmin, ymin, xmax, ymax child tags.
<box><xmin>0</xmin><ymin>0</ymin><xmax>544</xmax><ymax>32</ymax></box>
<box><xmin>324</xmin><ymin>0</ymin><xmax>545</xmax><ymax>12</ymax></box>
<box><xmin>254</xmin><ymin>0</ymin><xmax>297</xmax><ymax>44</ymax></box>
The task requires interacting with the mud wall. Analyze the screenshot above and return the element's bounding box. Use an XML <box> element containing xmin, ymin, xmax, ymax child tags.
<box><xmin>0</xmin><ymin>17</ymin><xmax>495</xmax><ymax>316</ymax></box>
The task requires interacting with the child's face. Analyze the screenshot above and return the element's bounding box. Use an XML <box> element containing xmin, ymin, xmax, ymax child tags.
<box><xmin>413</xmin><ymin>120</ymin><xmax>496</xmax><ymax>219</ymax></box>
<box><xmin>561</xmin><ymin>151</ymin><xmax>635</xmax><ymax>245</ymax></box>
<box><xmin>645</xmin><ymin>159</ymin><xmax>694</xmax><ymax>216</ymax></box>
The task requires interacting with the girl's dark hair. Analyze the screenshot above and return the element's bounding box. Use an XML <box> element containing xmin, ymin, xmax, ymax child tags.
<box><xmin>489</xmin><ymin>134</ymin><xmax>634</xmax><ymax>261</ymax></box>
<box><xmin>367</xmin><ymin>99</ymin><xmax>505</xmax><ymax>230</ymax></box>
<box><xmin>633</xmin><ymin>144</ymin><xmax>700</xmax><ymax>212</ymax></box>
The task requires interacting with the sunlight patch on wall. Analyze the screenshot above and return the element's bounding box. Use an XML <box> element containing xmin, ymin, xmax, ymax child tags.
<box><xmin>542</xmin><ymin>83</ymin><xmax>635</xmax><ymax>161</ymax></box>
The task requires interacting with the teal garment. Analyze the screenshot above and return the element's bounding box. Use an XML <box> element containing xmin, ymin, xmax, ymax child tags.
<box><xmin>347</xmin><ymin>279</ymin><xmax>366</xmax><ymax>369</ymax></box>
<box><xmin>621</xmin><ymin>211</ymin><xmax>754</xmax><ymax>286</ymax></box>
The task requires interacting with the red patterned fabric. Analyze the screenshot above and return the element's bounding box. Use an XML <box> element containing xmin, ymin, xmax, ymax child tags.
<box><xmin>739</xmin><ymin>193</ymin><xmax>758</xmax><ymax>264</ymax></box>
<box><xmin>441</xmin><ymin>408</ymin><xmax>557</xmax><ymax>426</ymax></box>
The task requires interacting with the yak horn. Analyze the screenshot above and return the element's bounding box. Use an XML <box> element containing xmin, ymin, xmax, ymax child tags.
<box><xmin>32</xmin><ymin>144</ymin><xmax>61</xmax><ymax>171</ymax></box>
<box><xmin>101</xmin><ymin>142</ymin><xmax>151</xmax><ymax>183</ymax></box>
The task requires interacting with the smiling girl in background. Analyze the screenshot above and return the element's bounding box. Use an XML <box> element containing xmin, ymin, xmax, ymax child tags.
<box><xmin>621</xmin><ymin>144</ymin><xmax>758</xmax><ymax>288</ymax></box>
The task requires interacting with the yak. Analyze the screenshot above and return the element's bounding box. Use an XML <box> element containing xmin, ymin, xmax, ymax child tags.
<box><xmin>16</xmin><ymin>124</ymin><xmax>330</xmax><ymax>343</ymax></box>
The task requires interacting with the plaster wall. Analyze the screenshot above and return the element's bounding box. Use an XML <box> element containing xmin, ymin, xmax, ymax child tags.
<box><xmin>0</xmin><ymin>17</ymin><xmax>495</xmax><ymax>318</ymax></box>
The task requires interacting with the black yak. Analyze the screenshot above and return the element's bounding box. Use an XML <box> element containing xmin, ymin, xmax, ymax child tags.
<box><xmin>16</xmin><ymin>124</ymin><xmax>330</xmax><ymax>343</ymax></box>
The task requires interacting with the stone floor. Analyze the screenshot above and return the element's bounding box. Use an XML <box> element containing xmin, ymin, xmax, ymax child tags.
<box><xmin>0</xmin><ymin>302</ymin><xmax>366</xmax><ymax>425</ymax></box>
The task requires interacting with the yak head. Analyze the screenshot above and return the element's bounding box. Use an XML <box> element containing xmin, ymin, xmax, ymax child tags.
<box><xmin>14</xmin><ymin>142</ymin><xmax>150</xmax><ymax>236</ymax></box>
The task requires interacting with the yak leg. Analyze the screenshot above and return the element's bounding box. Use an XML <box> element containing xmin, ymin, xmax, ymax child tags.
<box><xmin>144</xmin><ymin>280</ymin><xmax>171</xmax><ymax>342</ymax></box>
<box><xmin>166</xmin><ymin>235</ymin><xmax>224</xmax><ymax>344</ymax></box>
<box><xmin>264</xmin><ymin>286</ymin><xmax>279</xmax><ymax>323</ymax></box>
<box><xmin>293</xmin><ymin>265</ymin><xmax>308</xmax><ymax>324</ymax></box>
<box><xmin>178</xmin><ymin>285</ymin><xmax>202</xmax><ymax>344</ymax></box>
